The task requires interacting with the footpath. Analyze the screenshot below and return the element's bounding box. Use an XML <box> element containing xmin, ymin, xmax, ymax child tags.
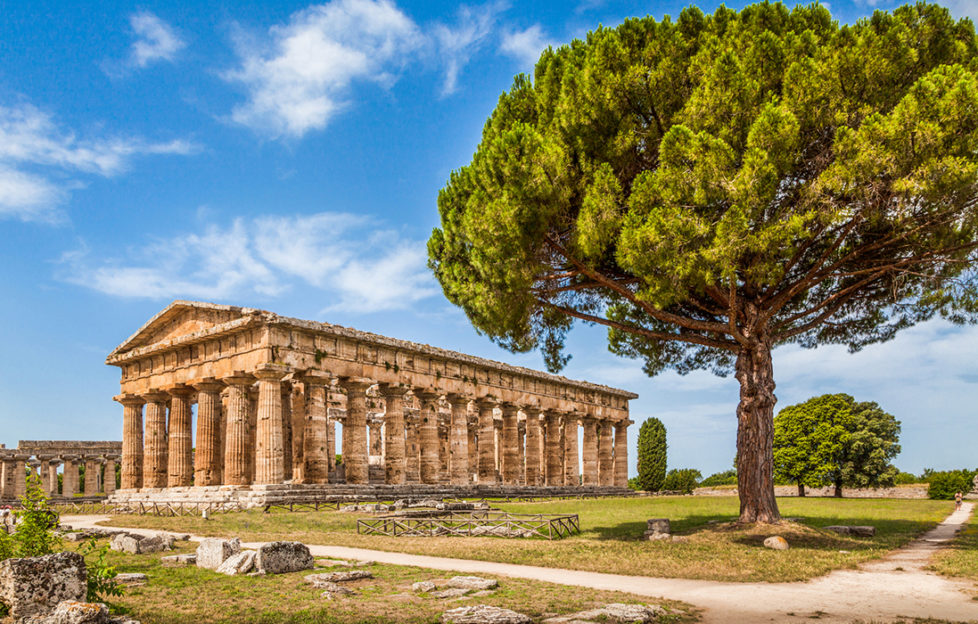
<box><xmin>65</xmin><ymin>502</ymin><xmax>978</xmax><ymax>624</ymax></box>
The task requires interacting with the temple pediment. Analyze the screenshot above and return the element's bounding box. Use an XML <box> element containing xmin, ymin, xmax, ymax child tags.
<box><xmin>107</xmin><ymin>300</ymin><xmax>254</xmax><ymax>359</ymax></box>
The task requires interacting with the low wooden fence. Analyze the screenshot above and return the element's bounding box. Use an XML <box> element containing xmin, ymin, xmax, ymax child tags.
<box><xmin>357</xmin><ymin>510</ymin><xmax>580</xmax><ymax>540</ymax></box>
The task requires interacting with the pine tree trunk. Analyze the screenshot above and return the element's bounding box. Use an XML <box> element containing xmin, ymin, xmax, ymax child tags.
<box><xmin>735</xmin><ymin>336</ymin><xmax>781</xmax><ymax>523</ymax></box>
<box><xmin>834</xmin><ymin>481</ymin><xmax>843</xmax><ymax>497</ymax></box>
<box><xmin>798</xmin><ymin>483</ymin><xmax>805</xmax><ymax>497</ymax></box>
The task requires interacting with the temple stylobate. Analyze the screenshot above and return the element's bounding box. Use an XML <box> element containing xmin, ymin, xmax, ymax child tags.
<box><xmin>106</xmin><ymin>301</ymin><xmax>637</xmax><ymax>506</ymax></box>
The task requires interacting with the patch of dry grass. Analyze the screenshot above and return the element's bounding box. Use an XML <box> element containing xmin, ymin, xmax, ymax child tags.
<box><xmin>931</xmin><ymin>512</ymin><xmax>978</xmax><ymax>584</ymax></box>
<box><xmin>71</xmin><ymin>539</ymin><xmax>696</xmax><ymax>624</ymax></box>
<box><xmin>100</xmin><ymin>496</ymin><xmax>950</xmax><ymax>583</ymax></box>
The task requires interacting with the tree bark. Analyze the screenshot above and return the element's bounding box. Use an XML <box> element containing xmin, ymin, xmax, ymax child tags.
<box><xmin>834</xmin><ymin>481</ymin><xmax>843</xmax><ymax>498</ymax></box>
<box><xmin>798</xmin><ymin>483</ymin><xmax>805</xmax><ymax>497</ymax></box>
<box><xmin>735</xmin><ymin>336</ymin><xmax>782</xmax><ymax>523</ymax></box>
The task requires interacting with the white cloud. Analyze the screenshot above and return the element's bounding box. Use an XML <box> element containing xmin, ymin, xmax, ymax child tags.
<box><xmin>432</xmin><ymin>3</ymin><xmax>504</xmax><ymax>95</ymax></box>
<box><xmin>225</xmin><ymin>0</ymin><xmax>422</xmax><ymax>138</ymax></box>
<box><xmin>129</xmin><ymin>11</ymin><xmax>185</xmax><ymax>68</ymax></box>
<box><xmin>499</xmin><ymin>24</ymin><xmax>554</xmax><ymax>67</ymax></box>
<box><xmin>62</xmin><ymin>212</ymin><xmax>438</xmax><ymax>313</ymax></box>
<box><xmin>0</xmin><ymin>101</ymin><xmax>197</xmax><ymax>224</ymax></box>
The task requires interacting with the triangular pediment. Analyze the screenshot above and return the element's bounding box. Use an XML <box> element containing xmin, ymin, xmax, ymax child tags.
<box><xmin>107</xmin><ymin>301</ymin><xmax>255</xmax><ymax>359</ymax></box>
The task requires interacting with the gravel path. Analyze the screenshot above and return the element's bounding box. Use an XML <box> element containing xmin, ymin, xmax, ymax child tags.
<box><xmin>65</xmin><ymin>502</ymin><xmax>978</xmax><ymax>623</ymax></box>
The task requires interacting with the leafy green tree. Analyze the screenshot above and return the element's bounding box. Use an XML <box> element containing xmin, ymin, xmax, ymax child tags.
<box><xmin>636</xmin><ymin>417</ymin><xmax>667</xmax><ymax>491</ymax></box>
<box><xmin>428</xmin><ymin>2</ymin><xmax>978</xmax><ymax>522</ymax></box>
<box><xmin>700</xmin><ymin>469</ymin><xmax>738</xmax><ymax>487</ymax></box>
<box><xmin>662</xmin><ymin>468</ymin><xmax>702</xmax><ymax>494</ymax></box>
<box><xmin>10</xmin><ymin>475</ymin><xmax>61</xmax><ymax>558</ymax></box>
<box><xmin>926</xmin><ymin>469</ymin><xmax>978</xmax><ymax>499</ymax></box>
<box><xmin>773</xmin><ymin>394</ymin><xmax>901</xmax><ymax>496</ymax></box>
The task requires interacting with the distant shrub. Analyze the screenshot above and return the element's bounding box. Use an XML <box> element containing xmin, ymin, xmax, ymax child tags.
<box><xmin>699</xmin><ymin>470</ymin><xmax>738</xmax><ymax>488</ymax></box>
<box><xmin>893</xmin><ymin>471</ymin><xmax>920</xmax><ymax>484</ymax></box>
<box><xmin>10</xmin><ymin>476</ymin><xmax>61</xmax><ymax>559</ymax></box>
<box><xmin>662</xmin><ymin>468</ymin><xmax>702</xmax><ymax>494</ymax></box>
<box><xmin>927</xmin><ymin>469</ymin><xmax>977</xmax><ymax>500</ymax></box>
<box><xmin>627</xmin><ymin>477</ymin><xmax>642</xmax><ymax>491</ymax></box>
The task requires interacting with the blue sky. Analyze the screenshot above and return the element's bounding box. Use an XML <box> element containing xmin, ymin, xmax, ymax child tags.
<box><xmin>1</xmin><ymin>0</ymin><xmax>976</xmax><ymax>478</ymax></box>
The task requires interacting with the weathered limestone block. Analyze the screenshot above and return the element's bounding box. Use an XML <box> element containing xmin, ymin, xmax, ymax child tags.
<box><xmin>0</xmin><ymin>552</ymin><xmax>87</xmax><ymax>619</ymax></box>
<box><xmin>51</xmin><ymin>600</ymin><xmax>110</xmax><ymax>624</ymax></box>
<box><xmin>543</xmin><ymin>603</ymin><xmax>663</xmax><ymax>624</ymax></box>
<box><xmin>445</xmin><ymin>576</ymin><xmax>498</xmax><ymax>591</ymax></box>
<box><xmin>824</xmin><ymin>525</ymin><xmax>876</xmax><ymax>537</ymax></box>
<box><xmin>195</xmin><ymin>537</ymin><xmax>241</xmax><ymax>570</ymax></box>
<box><xmin>441</xmin><ymin>605</ymin><xmax>533</xmax><ymax>624</ymax></box>
<box><xmin>644</xmin><ymin>518</ymin><xmax>671</xmax><ymax>541</ymax></box>
<box><xmin>431</xmin><ymin>588</ymin><xmax>471</xmax><ymax>599</ymax></box>
<box><xmin>412</xmin><ymin>580</ymin><xmax>436</xmax><ymax>593</ymax></box>
<box><xmin>255</xmin><ymin>541</ymin><xmax>314</xmax><ymax>574</ymax></box>
<box><xmin>216</xmin><ymin>551</ymin><xmax>256</xmax><ymax>576</ymax></box>
<box><xmin>763</xmin><ymin>536</ymin><xmax>789</xmax><ymax>550</ymax></box>
<box><xmin>317</xmin><ymin>582</ymin><xmax>357</xmax><ymax>599</ymax></box>
<box><xmin>109</xmin><ymin>533</ymin><xmax>140</xmax><ymax>554</ymax></box>
<box><xmin>305</xmin><ymin>570</ymin><xmax>372</xmax><ymax>584</ymax></box>
<box><xmin>114</xmin><ymin>573</ymin><xmax>147</xmax><ymax>586</ymax></box>
<box><xmin>161</xmin><ymin>554</ymin><xmax>196</xmax><ymax>567</ymax></box>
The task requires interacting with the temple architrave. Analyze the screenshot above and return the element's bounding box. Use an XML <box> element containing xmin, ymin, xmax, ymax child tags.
<box><xmin>105</xmin><ymin>301</ymin><xmax>637</xmax><ymax>507</ymax></box>
<box><xmin>0</xmin><ymin>441</ymin><xmax>122</xmax><ymax>501</ymax></box>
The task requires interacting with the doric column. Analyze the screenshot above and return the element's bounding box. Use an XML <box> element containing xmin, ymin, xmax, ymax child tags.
<box><xmin>222</xmin><ymin>374</ymin><xmax>254</xmax><ymax>485</ymax></box>
<box><xmin>83</xmin><ymin>455</ymin><xmax>99</xmax><ymax>495</ymax></box>
<box><xmin>467</xmin><ymin>416</ymin><xmax>478</xmax><ymax>483</ymax></box>
<box><xmin>47</xmin><ymin>458</ymin><xmax>61</xmax><ymax>496</ymax></box>
<box><xmin>581</xmin><ymin>417</ymin><xmax>599</xmax><ymax>485</ymax></box>
<box><xmin>104</xmin><ymin>455</ymin><xmax>118</xmax><ymax>495</ymax></box>
<box><xmin>327</xmin><ymin>391</ymin><xmax>338</xmax><ymax>481</ymax></box>
<box><xmin>247</xmin><ymin>386</ymin><xmax>259</xmax><ymax>482</ymax></box>
<box><xmin>301</xmin><ymin>372</ymin><xmax>331</xmax><ymax>484</ymax></box>
<box><xmin>417</xmin><ymin>391</ymin><xmax>441</xmax><ymax>485</ymax></box>
<box><xmin>438</xmin><ymin>418</ymin><xmax>450</xmax><ymax>484</ymax></box>
<box><xmin>254</xmin><ymin>363</ymin><xmax>289</xmax><ymax>485</ymax></box>
<box><xmin>545</xmin><ymin>411</ymin><xmax>563</xmax><ymax>486</ymax></box>
<box><xmin>166</xmin><ymin>385</ymin><xmax>194</xmax><ymax>487</ymax></box>
<box><xmin>10</xmin><ymin>455</ymin><xmax>28</xmax><ymax>499</ymax></box>
<box><xmin>598</xmin><ymin>419</ymin><xmax>614</xmax><ymax>486</ymax></box>
<box><xmin>62</xmin><ymin>455</ymin><xmax>79</xmax><ymax>498</ymax></box>
<box><xmin>339</xmin><ymin>377</ymin><xmax>372</xmax><ymax>485</ymax></box>
<box><xmin>517</xmin><ymin>418</ymin><xmax>526</xmax><ymax>485</ymax></box>
<box><xmin>379</xmin><ymin>384</ymin><xmax>409</xmax><ymax>485</ymax></box>
<box><xmin>115</xmin><ymin>394</ymin><xmax>145</xmax><ymax>490</ymax></box>
<box><xmin>0</xmin><ymin>456</ymin><xmax>11</xmax><ymax>499</ymax></box>
<box><xmin>447</xmin><ymin>394</ymin><xmax>470</xmax><ymax>485</ymax></box>
<box><xmin>142</xmin><ymin>390</ymin><xmax>170</xmax><ymax>488</ymax></box>
<box><xmin>494</xmin><ymin>420</ymin><xmax>503</xmax><ymax>475</ymax></box>
<box><xmin>563</xmin><ymin>413</ymin><xmax>580</xmax><ymax>486</ymax></box>
<box><xmin>193</xmin><ymin>379</ymin><xmax>224</xmax><ymax>486</ymax></box>
<box><xmin>614</xmin><ymin>419</ymin><xmax>631</xmax><ymax>488</ymax></box>
<box><xmin>500</xmin><ymin>403</ymin><xmax>519</xmax><ymax>484</ymax></box>
<box><xmin>405</xmin><ymin>406</ymin><xmax>421</xmax><ymax>483</ymax></box>
<box><xmin>291</xmin><ymin>382</ymin><xmax>306</xmax><ymax>482</ymax></box>
<box><xmin>476</xmin><ymin>397</ymin><xmax>498</xmax><ymax>483</ymax></box>
<box><xmin>525</xmin><ymin>411</ymin><xmax>543</xmax><ymax>486</ymax></box>
<box><xmin>36</xmin><ymin>455</ymin><xmax>53</xmax><ymax>495</ymax></box>
<box><xmin>281</xmin><ymin>381</ymin><xmax>293</xmax><ymax>481</ymax></box>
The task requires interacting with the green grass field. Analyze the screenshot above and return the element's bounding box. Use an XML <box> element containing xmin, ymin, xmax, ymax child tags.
<box><xmin>102</xmin><ymin>496</ymin><xmax>955</xmax><ymax>582</ymax></box>
<box><xmin>931</xmin><ymin>511</ymin><xmax>978</xmax><ymax>585</ymax></box>
<box><xmin>73</xmin><ymin>540</ymin><xmax>694</xmax><ymax>624</ymax></box>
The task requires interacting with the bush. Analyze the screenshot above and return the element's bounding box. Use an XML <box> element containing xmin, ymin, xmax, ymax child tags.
<box><xmin>8</xmin><ymin>476</ymin><xmax>61</xmax><ymax>559</ymax></box>
<box><xmin>636</xmin><ymin>418</ymin><xmax>667</xmax><ymax>491</ymax></box>
<box><xmin>700</xmin><ymin>469</ymin><xmax>738</xmax><ymax>487</ymax></box>
<box><xmin>662</xmin><ymin>468</ymin><xmax>702</xmax><ymax>494</ymax></box>
<box><xmin>78</xmin><ymin>537</ymin><xmax>122</xmax><ymax>602</ymax></box>
<box><xmin>927</xmin><ymin>469</ymin><xmax>977</xmax><ymax>500</ymax></box>
<box><xmin>893</xmin><ymin>471</ymin><xmax>920</xmax><ymax>484</ymax></box>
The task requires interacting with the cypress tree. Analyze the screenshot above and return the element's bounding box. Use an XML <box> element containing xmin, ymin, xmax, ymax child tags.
<box><xmin>637</xmin><ymin>417</ymin><xmax>667</xmax><ymax>491</ymax></box>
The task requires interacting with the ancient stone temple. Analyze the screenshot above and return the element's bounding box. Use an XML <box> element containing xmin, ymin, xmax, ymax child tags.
<box><xmin>106</xmin><ymin>301</ymin><xmax>636</xmax><ymax>507</ymax></box>
<box><xmin>0</xmin><ymin>441</ymin><xmax>122</xmax><ymax>501</ymax></box>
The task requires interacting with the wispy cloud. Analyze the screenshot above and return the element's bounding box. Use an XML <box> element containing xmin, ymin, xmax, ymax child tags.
<box><xmin>499</xmin><ymin>24</ymin><xmax>554</xmax><ymax>67</ymax></box>
<box><xmin>0</xmin><ymin>101</ymin><xmax>196</xmax><ymax>224</ymax></box>
<box><xmin>432</xmin><ymin>2</ymin><xmax>505</xmax><ymax>95</ymax></box>
<box><xmin>60</xmin><ymin>212</ymin><xmax>439</xmax><ymax>313</ymax></box>
<box><xmin>129</xmin><ymin>11</ymin><xmax>186</xmax><ymax>68</ymax></box>
<box><xmin>225</xmin><ymin>0</ymin><xmax>422</xmax><ymax>138</ymax></box>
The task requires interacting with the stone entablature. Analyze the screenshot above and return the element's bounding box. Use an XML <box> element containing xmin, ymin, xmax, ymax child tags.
<box><xmin>105</xmin><ymin>301</ymin><xmax>637</xmax><ymax>494</ymax></box>
<box><xmin>0</xmin><ymin>441</ymin><xmax>122</xmax><ymax>500</ymax></box>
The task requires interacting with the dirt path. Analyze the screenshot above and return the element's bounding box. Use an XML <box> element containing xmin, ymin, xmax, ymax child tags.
<box><xmin>65</xmin><ymin>502</ymin><xmax>978</xmax><ymax>623</ymax></box>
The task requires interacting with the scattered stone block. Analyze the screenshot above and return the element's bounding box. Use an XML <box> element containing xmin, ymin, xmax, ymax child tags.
<box><xmin>161</xmin><ymin>554</ymin><xmax>196</xmax><ymax>567</ymax></box>
<box><xmin>52</xmin><ymin>601</ymin><xmax>109</xmax><ymax>624</ymax></box>
<box><xmin>469</xmin><ymin>590</ymin><xmax>495</xmax><ymax>598</ymax></box>
<box><xmin>315</xmin><ymin>559</ymin><xmax>351</xmax><ymax>568</ymax></box>
<box><xmin>255</xmin><ymin>541</ymin><xmax>314</xmax><ymax>574</ymax></box>
<box><xmin>216</xmin><ymin>551</ymin><xmax>256</xmax><ymax>576</ymax></box>
<box><xmin>196</xmin><ymin>537</ymin><xmax>241</xmax><ymax>570</ymax></box>
<box><xmin>305</xmin><ymin>569</ymin><xmax>373</xmax><ymax>586</ymax></box>
<box><xmin>412</xmin><ymin>580</ymin><xmax>437</xmax><ymax>593</ymax></box>
<box><xmin>763</xmin><ymin>536</ymin><xmax>789</xmax><ymax>550</ymax></box>
<box><xmin>431</xmin><ymin>588</ymin><xmax>471</xmax><ymax>599</ymax></box>
<box><xmin>109</xmin><ymin>534</ymin><xmax>141</xmax><ymax>555</ymax></box>
<box><xmin>441</xmin><ymin>605</ymin><xmax>533</xmax><ymax>624</ymax></box>
<box><xmin>445</xmin><ymin>576</ymin><xmax>498</xmax><ymax>591</ymax></box>
<box><xmin>0</xmin><ymin>551</ymin><xmax>87</xmax><ymax>619</ymax></box>
<box><xmin>643</xmin><ymin>519</ymin><xmax>671</xmax><ymax>541</ymax></box>
<box><xmin>133</xmin><ymin>535</ymin><xmax>169</xmax><ymax>554</ymax></box>
<box><xmin>114</xmin><ymin>573</ymin><xmax>148</xmax><ymax>586</ymax></box>
<box><xmin>317</xmin><ymin>581</ymin><xmax>357</xmax><ymax>599</ymax></box>
<box><xmin>824</xmin><ymin>525</ymin><xmax>876</xmax><ymax>537</ymax></box>
<box><xmin>544</xmin><ymin>603</ymin><xmax>663</xmax><ymax>623</ymax></box>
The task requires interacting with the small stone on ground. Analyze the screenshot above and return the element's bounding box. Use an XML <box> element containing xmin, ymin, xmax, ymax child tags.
<box><xmin>114</xmin><ymin>573</ymin><xmax>148</xmax><ymax>586</ymax></box>
<box><xmin>431</xmin><ymin>588</ymin><xmax>472</xmax><ymax>599</ymax></box>
<box><xmin>412</xmin><ymin>580</ymin><xmax>437</xmax><ymax>593</ymax></box>
<box><xmin>255</xmin><ymin>541</ymin><xmax>314</xmax><ymax>574</ymax></box>
<box><xmin>446</xmin><ymin>576</ymin><xmax>498</xmax><ymax>591</ymax></box>
<box><xmin>441</xmin><ymin>605</ymin><xmax>533</xmax><ymax>624</ymax></box>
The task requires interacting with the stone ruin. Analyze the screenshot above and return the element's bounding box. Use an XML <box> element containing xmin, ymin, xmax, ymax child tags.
<box><xmin>103</xmin><ymin>301</ymin><xmax>638</xmax><ymax>508</ymax></box>
<box><xmin>0</xmin><ymin>441</ymin><xmax>122</xmax><ymax>502</ymax></box>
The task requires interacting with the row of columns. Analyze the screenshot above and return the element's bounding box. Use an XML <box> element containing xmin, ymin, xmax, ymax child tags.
<box><xmin>0</xmin><ymin>453</ymin><xmax>119</xmax><ymax>500</ymax></box>
<box><xmin>117</xmin><ymin>364</ymin><xmax>630</xmax><ymax>490</ymax></box>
